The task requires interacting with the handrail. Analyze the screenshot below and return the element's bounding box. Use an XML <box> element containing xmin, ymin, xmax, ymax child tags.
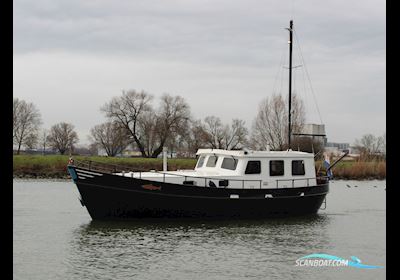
<box><xmin>151</xmin><ymin>169</ymin><xmax>262</xmax><ymax>183</ymax></box>
<box><xmin>72</xmin><ymin>159</ymin><xmax>263</xmax><ymax>188</ymax></box>
<box><xmin>275</xmin><ymin>176</ymin><xmax>330</xmax><ymax>188</ymax></box>
<box><xmin>71</xmin><ymin>159</ymin><xmax>327</xmax><ymax>189</ymax></box>
<box><xmin>74</xmin><ymin>159</ymin><xmax>146</xmax><ymax>173</ymax></box>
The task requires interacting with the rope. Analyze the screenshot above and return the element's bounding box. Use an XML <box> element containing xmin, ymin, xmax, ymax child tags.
<box><xmin>293</xmin><ymin>29</ymin><xmax>324</xmax><ymax>124</ymax></box>
<box><xmin>272</xmin><ymin>40</ymin><xmax>287</xmax><ymax>96</ymax></box>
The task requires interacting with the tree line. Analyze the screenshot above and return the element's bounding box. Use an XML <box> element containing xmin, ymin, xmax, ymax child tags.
<box><xmin>13</xmin><ymin>98</ymin><xmax>78</xmax><ymax>155</ymax></box>
<box><xmin>354</xmin><ymin>133</ymin><xmax>386</xmax><ymax>160</ymax></box>
<box><xmin>89</xmin><ymin>90</ymin><xmax>309</xmax><ymax>157</ymax></box>
<box><xmin>13</xmin><ymin>91</ymin><xmax>386</xmax><ymax>158</ymax></box>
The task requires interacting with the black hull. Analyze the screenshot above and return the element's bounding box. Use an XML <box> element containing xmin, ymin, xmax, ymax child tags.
<box><xmin>68</xmin><ymin>166</ymin><xmax>329</xmax><ymax>220</ymax></box>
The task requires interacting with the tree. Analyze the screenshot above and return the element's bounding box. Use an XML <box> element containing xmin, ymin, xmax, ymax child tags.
<box><xmin>181</xmin><ymin>119</ymin><xmax>210</xmax><ymax>155</ymax></box>
<box><xmin>101</xmin><ymin>90</ymin><xmax>153</xmax><ymax>157</ymax></box>
<box><xmin>39</xmin><ymin>129</ymin><xmax>48</xmax><ymax>155</ymax></box>
<box><xmin>202</xmin><ymin>116</ymin><xmax>225</xmax><ymax>149</ymax></box>
<box><xmin>379</xmin><ymin>132</ymin><xmax>386</xmax><ymax>156</ymax></box>
<box><xmin>182</xmin><ymin>116</ymin><xmax>248</xmax><ymax>151</ymax></box>
<box><xmin>223</xmin><ymin>119</ymin><xmax>248</xmax><ymax>150</ymax></box>
<box><xmin>201</xmin><ymin>116</ymin><xmax>248</xmax><ymax>150</ymax></box>
<box><xmin>291</xmin><ymin>136</ymin><xmax>324</xmax><ymax>155</ymax></box>
<box><xmin>102</xmin><ymin>90</ymin><xmax>191</xmax><ymax>158</ymax></box>
<box><xmin>354</xmin><ymin>133</ymin><xmax>385</xmax><ymax>160</ymax></box>
<box><xmin>47</xmin><ymin>122</ymin><xmax>79</xmax><ymax>155</ymax></box>
<box><xmin>137</xmin><ymin>110</ymin><xmax>159</xmax><ymax>157</ymax></box>
<box><xmin>89</xmin><ymin>122</ymin><xmax>131</xmax><ymax>157</ymax></box>
<box><xmin>13</xmin><ymin>98</ymin><xmax>42</xmax><ymax>154</ymax></box>
<box><xmin>88</xmin><ymin>143</ymin><xmax>99</xmax><ymax>156</ymax></box>
<box><xmin>139</xmin><ymin>94</ymin><xmax>191</xmax><ymax>158</ymax></box>
<box><xmin>250</xmin><ymin>94</ymin><xmax>305</xmax><ymax>151</ymax></box>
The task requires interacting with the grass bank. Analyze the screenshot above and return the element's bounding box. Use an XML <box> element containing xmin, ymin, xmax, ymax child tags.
<box><xmin>317</xmin><ymin>160</ymin><xmax>386</xmax><ymax>180</ymax></box>
<box><xmin>13</xmin><ymin>155</ymin><xmax>385</xmax><ymax>180</ymax></box>
<box><xmin>13</xmin><ymin>155</ymin><xmax>197</xmax><ymax>179</ymax></box>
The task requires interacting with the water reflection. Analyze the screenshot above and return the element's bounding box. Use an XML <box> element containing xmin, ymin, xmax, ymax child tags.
<box><xmin>66</xmin><ymin>215</ymin><xmax>332</xmax><ymax>279</ymax></box>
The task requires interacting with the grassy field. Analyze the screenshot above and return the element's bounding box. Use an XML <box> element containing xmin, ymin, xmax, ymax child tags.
<box><xmin>13</xmin><ymin>155</ymin><xmax>385</xmax><ymax>180</ymax></box>
<box><xmin>13</xmin><ymin>155</ymin><xmax>197</xmax><ymax>178</ymax></box>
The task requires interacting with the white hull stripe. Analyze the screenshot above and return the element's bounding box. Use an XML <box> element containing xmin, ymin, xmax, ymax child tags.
<box><xmin>75</xmin><ymin>169</ymin><xmax>103</xmax><ymax>176</ymax></box>
<box><xmin>77</xmin><ymin>173</ymin><xmax>95</xmax><ymax>178</ymax></box>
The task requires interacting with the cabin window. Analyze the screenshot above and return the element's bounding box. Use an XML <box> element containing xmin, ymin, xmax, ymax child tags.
<box><xmin>245</xmin><ymin>161</ymin><xmax>261</xmax><ymax>174</ymax></box>
<box><xmin>196</xmin><ymin>156</ymin><xmax>206</xmax><ymax>168</ymax></box>
<box><xmin>206</xmin><ymin>156</ymin><xmax>219</xmax><ymax>167</ymax></box>
<box><xmin>270</xmin><ymin>160</ymin><xmax>284</xmax><ymax>176</ymax></box>
<box><xmin>221</xmin><ymin>157</ymin><xmax>237</xmax><ymax>170</ymax></box>
<box><xmin>292</xmin><ymin>160</ymin><xmax>305</xmax><ymax>175</ymax></box>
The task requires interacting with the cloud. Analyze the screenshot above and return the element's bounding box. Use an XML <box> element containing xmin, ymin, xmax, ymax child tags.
<box><xmin>13</xmin><ymin>0</ymin><xmax>385</xmax><ymax>145</ymax></box>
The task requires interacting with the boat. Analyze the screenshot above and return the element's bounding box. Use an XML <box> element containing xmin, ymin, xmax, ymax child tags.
<box><xmin>67</xmin><ymin>20</ymin><xmax>340</xmax><ymax>220</ymax></box>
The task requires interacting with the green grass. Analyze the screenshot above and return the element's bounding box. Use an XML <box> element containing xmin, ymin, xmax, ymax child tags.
<box><xmin>13</xmin><ymin>155</ymin><xmax>197</xmax><ymax>178</ymax></box>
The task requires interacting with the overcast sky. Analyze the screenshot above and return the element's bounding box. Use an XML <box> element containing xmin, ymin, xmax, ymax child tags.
<box><xmin>13</xmin><ymin>0</ymin><xmax>385</xmax><ymax>146</ymax></box>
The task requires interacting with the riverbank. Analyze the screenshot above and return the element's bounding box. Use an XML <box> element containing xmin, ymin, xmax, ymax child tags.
<box><xmin>13</xmin><ymin>155</ymin><xmax>196</xmax><ymax>179</ymax></box>
<box><xmin>13</xmin><ymin>155</ymin><xmax>385</xmax><ymax>180</ymax></box>
<box><xmin>324</xmin><ymin>160</ymin><xmax>386</xmax><ymax>180</ymax></box>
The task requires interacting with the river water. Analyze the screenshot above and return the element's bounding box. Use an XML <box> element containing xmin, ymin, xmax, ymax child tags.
<box><xmin>13</xmin><ymin>179</ymin><xmax>386</xmax><ymax>280</ymax></box>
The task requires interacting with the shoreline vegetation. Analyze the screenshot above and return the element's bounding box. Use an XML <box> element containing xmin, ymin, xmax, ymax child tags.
<box><xmin>13</xmin><ymin>155</ymin><xmax>386</xmax><ymax>180</ymax></box>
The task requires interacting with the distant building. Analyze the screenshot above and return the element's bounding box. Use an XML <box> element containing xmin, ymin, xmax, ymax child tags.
<box><xmin>324</xmin><ymin>142</ymin><xmax>360</xmax><ymax>159</ymax></box>
<box><xmin>326</xmin><ymin>142</ymin><xmax>350</xmax><ymax>150</ymax></box>
<box><xmin>295</xmin><ymin>124</ymin><xmax>327</xmax><ymax>146</ymax></box>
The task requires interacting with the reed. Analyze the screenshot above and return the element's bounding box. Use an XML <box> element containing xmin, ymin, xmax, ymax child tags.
<box><xmin>316</xmin><ymin>159</ymin><xmax>386</xmax><ymax>180</ymax></box>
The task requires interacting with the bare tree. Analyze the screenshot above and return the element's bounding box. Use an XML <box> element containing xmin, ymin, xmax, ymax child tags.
<box><xmin>192</xmin><ymin>116</ymin><xmax>248</xmax><ymax>150</ymax></box>
<box><xmin>290</xmin><ymin>94</ymin><xmax>306</xmax><ymax>136</ymax></box>
<box><xmin>88</xmin><ymin>143</ymin><xmax>99</xmax><ymax>156</ymax></box>
<box><xmin>89</xmin><ymin>122</ymin><xmax>131</xmax><ymax>157</ymax></box>
<box><xmin>13</xmin><ymin>98</ymin><xmax>42</xmax><ymax>154</ymax></box>
<box><xmin>203</xmin><ymin>116</ymin><xmax>225</xmax><ymax>149</ymax></box>
<box><xmin>142</xmin><ymin>94</ymin><xmax>191</xmax><ymax>158</ymax></box>
<box><xmin>182</xmin><ymin>119</ymin><xmax>210</xmax><ymax>155</ymax></box>
<box><xmin>102</xmin><ymin>90</ymin><xmax>191</xmax><ymax>158</ymax></box>
<box><xmin>223</xmin><ymin>119</ymin><xmax>248</xmax><ymax>150</ymax></box>
<box><xmin>47</xmin><ymin>122</ymin><xmax>79</xmax><ymax>155</ymax></box>
<box><xmin>137</xmin><ymin>110</ymin><xmax>158</xmax><ymax>157</ymax></box>
<box><xmin>250</xmin><ymin>94</ymin><xmax>305</xmax><ymax>151</ymax></box>
<box><xmin>39</xmin><ymin>129</ymin><xmax>48</xmax><ymax>155</ymax></box>
<box><xmin>381</xmin><ymin>132</ymin><xmax>386</xmax><ymax>156</ymax></box>
<box><xmin>354</xmin><ymin>133</ymin><xmax>385</xmax><ymax>159</ymax></box>
<box><xmin>101</xmin><ymin>90</ymin><xmax>153</xmax><ymax>157</ymax></box>
<box><xmin>291</xmin><ymin>136</ymin><xmax>324</xmax><ymax>155</ymax></box>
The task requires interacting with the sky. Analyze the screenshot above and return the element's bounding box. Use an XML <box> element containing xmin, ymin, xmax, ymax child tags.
<box><xmin>13</xmin><ymin>0</ymin><xmax>385</xmax><ymax>146</ymax></box>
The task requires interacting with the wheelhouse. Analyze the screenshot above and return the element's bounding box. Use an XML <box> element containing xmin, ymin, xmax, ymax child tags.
<box><xmin>194</xmin><ymin>149</ymin><xmax>317</xmax><ymax>188</ymax></box>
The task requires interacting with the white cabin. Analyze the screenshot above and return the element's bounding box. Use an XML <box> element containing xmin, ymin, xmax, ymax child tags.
<box><xmin>117</xmin><ymin>149</ymin><xmax>317</xmax><ymax>189</ymax></box>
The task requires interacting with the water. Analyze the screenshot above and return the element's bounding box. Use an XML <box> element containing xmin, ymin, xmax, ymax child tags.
<box><xmin>13</xmin><ymin>179</ymin><xmax>386</xmax><ymax>280</ymax></box>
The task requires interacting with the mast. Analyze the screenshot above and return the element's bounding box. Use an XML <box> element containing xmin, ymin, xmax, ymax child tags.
<box><xmin>287</xmin><ymin>20</ymin><xmax>293</xmax><ymax>149</ymax></box>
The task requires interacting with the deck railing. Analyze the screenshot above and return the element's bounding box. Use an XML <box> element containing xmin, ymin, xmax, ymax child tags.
<box><xmin>275</xmin><ymin>177</ymin><xmax>328</xmax><ymax>188</ymax></box>
<box><xmin>71</xmin><ymin>159</ymin><xmax>329</xmax><ymax>189</ymax></box>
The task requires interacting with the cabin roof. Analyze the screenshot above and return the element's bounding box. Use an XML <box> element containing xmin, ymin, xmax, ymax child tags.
<box><xmin>196</xmin><ymin>149</ymin><xmax>314</xmax><ymax>158</ymax></box>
